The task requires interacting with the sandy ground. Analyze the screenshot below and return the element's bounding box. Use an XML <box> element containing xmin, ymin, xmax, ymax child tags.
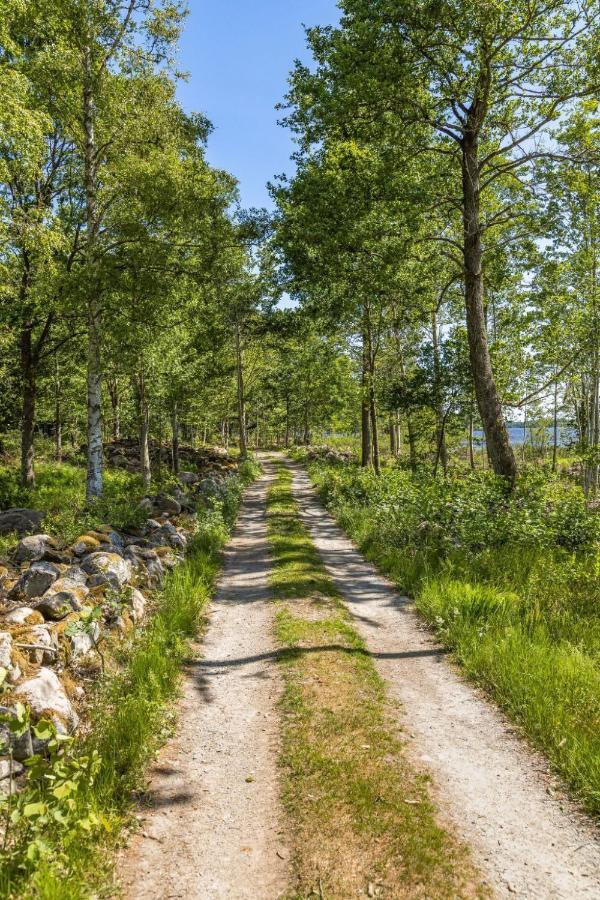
<box><xmin>288</xmin><ymin>457</ymin><xmax>600</xmax><ymax>899</ymax></box>
<box><xmin>119</xmin><ymin>463</ymin><xmax>289</xmax><ymax>900</ymax></box>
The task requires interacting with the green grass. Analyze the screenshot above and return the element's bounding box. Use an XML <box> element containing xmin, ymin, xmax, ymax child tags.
<box><xmin>303</xmin><ymin>456</ymin><xmax>600</xmax><ymax>819</ymax></box>
<box><xmin>266</xmin><ymin>462</ymin><xmax>483</xmax><ymax>899</ymax></box>
<box><xmin>0</xmin><ymin>458</ymin><xmax>260</xmax><ymax>899</ymax></box>
<box><xmin>0</xmin><ymin>462</ymin><xmax>150</xmax><ymax>554</ymax></box>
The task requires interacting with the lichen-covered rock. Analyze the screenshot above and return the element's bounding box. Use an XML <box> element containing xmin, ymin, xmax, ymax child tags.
<box><xmin>0</xmin><ymin>508</ymin><xmax>44</xmax><ymax>536</ymax></box>
<box><xmin>105</xmin><ymin>530</ymin><xmax>125</xmax><ymax>553</ymax></box>
<box><xmin>0</xmin><ymin>758</ymin><xmax>24</xmax><ymax>780</ymax></box>
<box><xmin>67</xmin><ymin>621</ymin><xmax>101</xmax><ymax>663</ymax></box>
<box><xmin>179</xmin><ymin>470</ymin><xmax>200</xmax><ymax>485</ymax></box>
<box><xmin>64</xmin><ymin>566</ymin><xmax>88</xmax><ymax>585</ymax></box>
<box><xmin>149</xmin><ymin>521</ymin><xmax>187</xmax><ymax>551</ymax></box>
<box><xmin>0</xmin><ymin>631</ymin><xmax>20</xmax><ymax>683</ymax></box>
<box><xmin>2</xmin><ymin>606</ymin><xmax>44</xmax><ymax>626</ymax></box>
<box><xmin>81</xmin><ymin>552</ymin><xmax>132</xmax><ymax>590</ymax></box>
<box><xmin>14</xmin><ymin>534</ymin><xmax>57</xmax><ymax>564</ymax></box>
<box><xmin>7</xmin><ymin>562</ymin><xmax>59</xmax><ymax>601</ymax></box>
<box><xmin>123</xmin><ymin>545</ymin><xmax>164</xmax><ymax>587</ymax></box>
<box><xmin>35</xmin><ymin>592</ymin><xmax>75</xmax><ymax>621</ymax></box>
<box><xmin>138</xmin><ymin>497</ymin><xmax>153</xmax><ymax>513</ymax></box>
<box><xmin>70</xmin><ymin>534</ymin><xmax>101</xmax><ymax>556</ymax></box>
<box><xmin>21</xmin><ymin>624</ymin><xmax>57</xmax><ymax>665</ymax></box>
<box><xmin>0</xmin><ymin>708</ymin><xmax>33</xmax><ymax>760</ymax></box>
<box><xmin>129</xmin><ymin>588</ymin><xmax>147</xmax><ymax>623</ymax></box>
<box><xmin>153</xmin><ymin>493</ymin><xmax>181</xmax><ymax>516</ymax></box>
<box><xmin>46</xmin><ymin>576</ymin><xmax>89</xmax><ymax>608</ymax></box>
<box><xmin>15</xmin><ymin>668</ymin><xmax>78</xmax><ymax>731</ymax></box>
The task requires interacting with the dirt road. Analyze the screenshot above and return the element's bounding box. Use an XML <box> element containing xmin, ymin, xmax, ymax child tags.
<box><xmin>120</xmin><ymin>464</ymin><xmax>288</xmax><ymax>900</ymax></box>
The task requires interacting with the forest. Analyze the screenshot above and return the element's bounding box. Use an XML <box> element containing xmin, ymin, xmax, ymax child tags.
<box><xmin>1</xmin><ymin>1</ymin><xmax>600</xmax><ymax>898</ymax></box>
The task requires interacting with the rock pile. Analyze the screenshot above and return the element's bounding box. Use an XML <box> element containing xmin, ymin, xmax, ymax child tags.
<box><xmin>0</xmin><ymin>463</ymin><xmax>238</xmax><ymax>795</ymax></box>
<box><xmin>103</xmin><ymin>439</ymin><xmax>237</xmax><ymax>478</ymax></box>
<box><xmin>302</xmin><ymin>445</ymin><xmax>353</xmax><ymax>464</ymax></box>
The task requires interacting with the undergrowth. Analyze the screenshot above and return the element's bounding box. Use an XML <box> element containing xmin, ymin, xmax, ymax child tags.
<box><xmin>267</xmin><ymin>461</ymin><xmax>484</xmax><ymax>899</ymax></box>
<box><xmin>0</xmin><ymin>458</ymin><xmax>260</xmax><ymax>899</ymax></box>
<box><xmin>294</xmin><ymin>449</ymin><xmax>600</xmax><ymax>818</ymax></box>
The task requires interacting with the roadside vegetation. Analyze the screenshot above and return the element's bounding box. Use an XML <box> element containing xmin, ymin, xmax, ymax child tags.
<box><xmin>293</xmin><ymin>448</ymin><xmax>600</xmax><ymax>817</ymax></box>
<box><xmin>0</xmin><ymin>459</ymin><xmax>259</xmax><ymax>899</ymax></box>
<box><xmin>266</xmin><ymin>462</ymin><xmax>484</xmax><ymax>899</ymax></box>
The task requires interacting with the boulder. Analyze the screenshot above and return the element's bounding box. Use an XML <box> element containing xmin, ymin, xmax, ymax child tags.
<box><xmin>15</xmin><ymin>668</ymin><xmax>78</xmax><ymax>731</ymax></box>
<box><xmin>46</xmin><ymin>576</ymin><xmax>90</xmax><ymax>607</ymax></box>
<box><xmin>81</xmin><ymin>552</ymin><xmax>132</xmax><ymax>591</ymax></box>
<box><xmin>141</xmin><ymin>553</ymin><xmax>164</xmax><ymax>587</ymax></box>
<box><xmin>14</xmin><ymin>534</ymin><xmax>57</xmax><ymax>564</ymax></box>
<box><xmin>2</xmin><ymin>606</ymin><xmax>44</xmax><ymax>626</ymax></box>
<box><xmin>70</xmin><ymin>534</ymin><xmax>101</xmax><ymax>556</ymax></box>
<box><xmin>7</xmin><ymin>562</ymin><xmax>59</xmax><ymax>601</ymax></box>
<box><xmin>68</xmin><ymin>621</ymin><xmax>101</xmax><ymax>663</ymax></box>
<box><xmin>138</xmin><ymin>497</ymin><xmax>153</xmax><ymax>513</ymax></box>
<box><xmin>20</xmin><ymin>624</ymin><xmax>57</xmax><ymax>665</ymax></box>
<box><xmin>0</xmin><ymin>708</ymin><xmax>33</xmax><ymax>760</ymax></box>
<box><xmin>153</xmin><ymin>493</ymin><xmax>181</xmax><ymax>517</ymax></box>
<box><xmin>105</xmin><ymin>530</ymin><xmax>125</xmax><ymax>553</ymax></box>
<box><xmin>149</xmin><ymin>522</ymin><xmax>187</xmax><ymax>552</ymax></box>
<box><xmin>0</xmin><ymin>631</ymin><xmax>20</xmax><ymax>683</ymax></box>
<box><xmin>0</xmin><ymin>759</ymin><xmax>24</xmax><ymax>780</ymax></box>
<box><xmin>0</xmin><ymin>508</ymin><xmax>44</xmax><ymax>536</ymax></box>
<box><xmin>179</xmin><ymin>470</ymin><xmax>200</xmax><ymax>485</ymax></box>
<box><xmin>64</xmin><ymin>566</ymin><xmax>88</xmax><ymax>586</ymax></box>
<box><xmin>129</xmin><ymin>588</ymin><xmax>147</xmax><ymax>624</ymax></box>
<box><xmin>35</xmin><ymin>592</ymin><xmax>75</xmax><ymax>621</ymax></box>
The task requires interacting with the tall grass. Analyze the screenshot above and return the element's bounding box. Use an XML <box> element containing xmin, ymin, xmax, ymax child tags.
<box><xmin>0</xmin><ymin>459</ymin><xmax>260</xmax><ymax>899</ymax></box>
<box><xmin>299</xmin><ymin>453</ymin><xmax>600</xmax><ymax>818</ymax></box>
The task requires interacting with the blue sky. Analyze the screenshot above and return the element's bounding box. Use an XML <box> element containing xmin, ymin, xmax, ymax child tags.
<box><xmin>176</xmin><ymin>1</ymin><xmax>340</xmax><ymax>210</ymax></box>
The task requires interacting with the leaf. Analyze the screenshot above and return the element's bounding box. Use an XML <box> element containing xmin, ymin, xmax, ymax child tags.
<box><xmin>53</xmin><ymin>781</ymin><xmax>75</xmax><ymax>800</ymax></box>
<box><xmin>23</xmin><ymin>801</ymin><xmax>46</xmax><ymax>818</ymax></box>
<box><xmin>33</xmin><ymin>719</ymin><xmax>56</xmax><ymax>741</ymax></box>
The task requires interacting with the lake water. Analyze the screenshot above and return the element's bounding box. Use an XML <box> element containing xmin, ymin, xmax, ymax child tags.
<box><xmin>474</xmin><ymin>425</ymin><xmax>575</xmax><ymax>447</ymax></box>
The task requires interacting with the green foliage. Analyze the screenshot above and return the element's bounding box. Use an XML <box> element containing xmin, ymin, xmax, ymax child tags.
<box><xmin>266</xmin><ymin>462</ymin><xmax>480</xmax><ymax>897</ymax></box>
<box><xmin>308</xmin><ymin>456</ymin><xmax>600</xmax><ymax>814</ymax></box>
<box><xmin>0</xmin><ymin>462</ymin><xmax>148</xmax><ymax>549</ymax></box>
<box><xmin>0</xmin><ymin>463</ymin><xmax>258</xmax><ymax>898</ymax></box>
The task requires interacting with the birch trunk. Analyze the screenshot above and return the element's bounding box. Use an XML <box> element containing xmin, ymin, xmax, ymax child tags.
<box><xmin>83</xmin><ymin>43</ymin><xmax>103</xmax><ymax>500</ymax></box>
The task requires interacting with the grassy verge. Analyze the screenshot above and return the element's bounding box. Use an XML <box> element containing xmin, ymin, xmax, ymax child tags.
<box><xmin>0</xmin><ymin>459</ymin><xmax>260</xmax><ymax>899</ymax></box>
<box><xmin>297</xmin><ymin>453</ymin><xmax>600</xmax><ymax>819</ymax></box>
<box><xmin>266</xmin><ymin>462</ymin><xmax>484</xmax><ymax>899</ymax></box>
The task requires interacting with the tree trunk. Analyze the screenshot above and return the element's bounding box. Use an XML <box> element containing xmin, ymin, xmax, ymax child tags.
<box><xmin>302</xmin><ymin>399</ymin><xmax>310</xmax><ymax>445</ymax></box>
<box><xmin>54</xmin><ymin>357</ymin><xmax>62</xmax><ymax>463</ymax></box>
<box><xmin>83</xmin><ymin>45</ymin><xmax>103</xmax><ymax>500</ymax></box>
<box><xmin>20</xmin><ymin>324</ymin><xmax>36</xmax><ymax>489</ymax></box>
<box><xmin>235</xmin><ymin>322</ymin><xmax>247</xmax><ymax>459</ymax></box>
<box><xmin>171</xmin><ymin>402</ymin><xmax>179</xmax><ymax>475</ymax></box>
<box><xmin>135</xmin><ymin>373</ymin><xmax>151</xmax><ymax>488</ymax></box>
<box><xmin>407</xmin><ymin>414</ymin><xmax>417</xmax><ymax>472</ymax></box>
<box><xmin>389</xmin><ymin>414</ymin><xmax>396</xmax><ymax>456</ymax></box>
<box><xmin>157</xmin><ymin>405</ymin><xmax>163</xmax><ymax>481</ymax></box>
<box><xmin>468</xmin><ymin>403</ymin><xmax>475</xmax><ymax>470</ymax></box>
<box><xmin>108</xmin><ymin>377</ymin><xmax>120</xmax><ymax>441</ymax></box>
<box><xmin>361</xmin><ymin>327</ymin><xmax>372</xmax><ymax>468</ymax></box>
<box><xmin>462</xmin><ymin>132</ymin><xmax>517</xmax><ymax>480</ymax></box>
<box><xmin>369</xmin><ymin>391</ymin><xmax>380</xmax><ymax>474</ymax></box>
<box><xmin>365</xmin><ymin>313</ymin><xmax>380</xmax><ymax>474</ymax></box>
<box><xmin>285</xmin><ymin>395</ymin><xmax>290</xmax><ymax>448</ymax></box>
<box><xmin>431</xmin><ymin>309</ymin><xmax>448</xmax><ymax>475</ymax></box>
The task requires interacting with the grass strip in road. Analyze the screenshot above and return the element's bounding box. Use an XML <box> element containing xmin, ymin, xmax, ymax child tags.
<box><xmin>266</xmin><ymin>462</ymin><xmax>485</xmax><ymax>899</ymax></box>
